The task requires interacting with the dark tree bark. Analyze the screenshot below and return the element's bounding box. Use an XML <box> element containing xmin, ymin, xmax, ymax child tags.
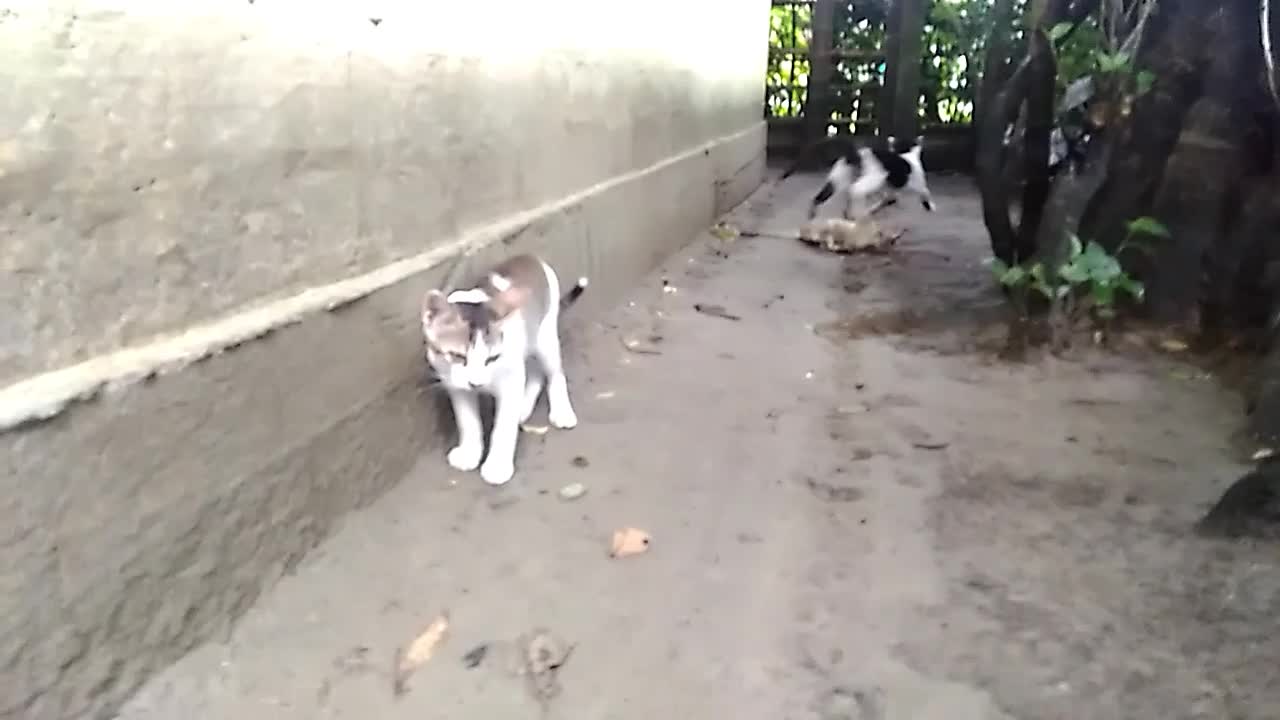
<box><xmin>1017</xmin><ymin>28</ymin><xmax>1059</xmax><ymax>256</ymax></box>
<box><xmin>1077</xmin><ymin>0</ymin><xmax>1216</xmax><ymax>255</ymax></box>
<box><xmin>976</xmin><ymin>0</ymin><xmax>1098</xmax><ymax>265</ymax></box>
<box><xmin>1197</xmin><ymin>457</ymin><xmax>1280</xmax><ymax>539</ymax></box>
<box><xmin>1030</xmin><ymin>131</ymin><xmax>1114</xmax><ymax>267</ymax></box>
<box><xmin>1196</xmin><ymin>179</ymin><xmax>1272</xmax><ymax>342</ymax></box>
<box><xmin>972</xmin><ymin>0</ymin><xmax>1280</xmax><ymax>535</ymax></box>
<box><xmin>975</xmin><ymin>0</ymin><xmax>1024</xmax><ymax>265</ymax></box>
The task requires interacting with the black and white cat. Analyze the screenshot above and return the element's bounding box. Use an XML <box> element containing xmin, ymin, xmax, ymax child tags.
<box><xmin>781</xmin><ymin>135</ymin><xmax>936</xmax><ymax>221</ymax></box>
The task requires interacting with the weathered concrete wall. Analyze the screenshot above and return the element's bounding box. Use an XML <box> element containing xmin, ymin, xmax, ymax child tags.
<box><xmin>0</xmin><ymin>0</ymin><xmax>768</xmax><ymax>385</ymax></box>
<box><xmin>0</xmin><ymin>0</ymin><xmax>769</xmax><ymax>717</ymax></box>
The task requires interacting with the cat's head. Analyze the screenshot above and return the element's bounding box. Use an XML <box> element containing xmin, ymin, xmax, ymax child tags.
<box><xmin>421</xmin><ymin>288</ymin><xmax>508</xmax><ymax>390</ymax></box>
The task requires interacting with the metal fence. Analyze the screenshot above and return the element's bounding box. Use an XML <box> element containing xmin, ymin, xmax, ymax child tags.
<box><xmin>765</xmin><ymin>0</ymin><xmax>979</xmax><ymax>169</ymax></box>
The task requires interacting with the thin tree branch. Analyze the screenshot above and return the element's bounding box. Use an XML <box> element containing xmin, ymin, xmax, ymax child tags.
<box><xmin>1264</xmin><ymin>0</ymin><xmax>1280</xmax><ymax>109</ymax></box>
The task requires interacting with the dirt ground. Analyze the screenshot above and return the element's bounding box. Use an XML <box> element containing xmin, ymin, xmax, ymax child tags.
<box><xmin>115</xmin><ymin>173</ymin><xmax>1280</xmax><ymax>720</ymax></box>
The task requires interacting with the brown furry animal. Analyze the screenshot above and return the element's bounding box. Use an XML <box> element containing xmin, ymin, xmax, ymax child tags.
<box><xmin>797</xmin><ymin>217</ymin><xmax>901</xmax><ymax>254</ymax></box>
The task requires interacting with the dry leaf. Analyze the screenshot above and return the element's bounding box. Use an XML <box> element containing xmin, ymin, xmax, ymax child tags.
<box><xmin>393</xmin><ymin>613</ymin><xmax>449</xmax><ymax>696</ymax></box>
<box><xmin>1159</xmin><ymin>338</ymin><xmax>1189</xmax><ymax>352</ymax></box>
<box><xmin>609</xmin><ymin>528</ymin><xmax>651</xmax><ymax>558</ymax></box>
<box><xmin>1252</xmin><ymin>448</ymin><xmax>1275</xmax><ymax>461</ymax></box>
<box><xmin>711</xmin><ymin>222</ymin><xmax>740</xmax><ymax>240</ymax></box>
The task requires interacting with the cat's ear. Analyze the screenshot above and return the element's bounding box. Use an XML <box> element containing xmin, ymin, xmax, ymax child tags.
<box><xmin>422</xmin><ymin>289</ymin><xmax>448</xmax><ymax>321</ymax></box>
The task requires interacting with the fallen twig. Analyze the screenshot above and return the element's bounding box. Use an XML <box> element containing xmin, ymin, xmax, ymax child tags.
<box><xmin>693</xmin><ymin>303</ymin><xmax>742</xmax><ymax>321</ymax></box>
<box><xmin>1068</xmin><ymin>398</ymin><xmax>1125</xmax><ymax>406</ymax></box>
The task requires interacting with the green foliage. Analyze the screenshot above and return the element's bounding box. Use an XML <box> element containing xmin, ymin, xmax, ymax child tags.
<box><xmin>1046</xmin><ymin>14</ymin><xmax>1155</xmax><ymax>104</ymax></box>
<box><xmin>918</xmin><ymin>0</ymin><xmax>1008</xmax><ymax>125</ymax></box>
<box><xmin>765</xmin><ymin>3</ymin><xmax>813</xmax><ymax>118</ymax></box>
<box><xmin>827</xmin><ymin>8</ymin><xmax>887</xmax><ymax>133</ymax></box>
<box><xmin>1056</xmin><ymin>234</ymin><xmax>1145</xmax><ymax>317</ymax></box>
<box><xmin>767</xmin><ymin>0</ymin><xmax>1025</xmax><ymax>128</ymax></box>
<box><xmin>985</xmin><ymin>216</ymin><xmax>1168</xmax><ymax>330</ymax></box>
<box><xmin>765</xmin><ymin>0</ymin><xmax>1158</xmax><ymax>131</ymax></box>
<box><xmin>1125</xmin><ymin>215</ymin><xmax>1170</xmax><ymax>241</ymax></box>
<box><xmin>1049</xmin><ymin>18</ymin><xmax>1107</xmax><ymax>94</ymax></box>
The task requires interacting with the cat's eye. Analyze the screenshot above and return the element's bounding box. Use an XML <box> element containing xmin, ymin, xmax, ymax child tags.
<box><xmin>447</xmin><ymin>352</ymin><xmax>466</xmax><ymax>363</ymax></box>
<box><xmin>485</xmin><ymin>354</ymin><xmax>501</xmax><ymax>365</ymax></box>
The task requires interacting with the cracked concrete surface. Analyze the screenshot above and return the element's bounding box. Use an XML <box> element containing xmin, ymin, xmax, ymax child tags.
<box><xmin>115</xmin><ymin>175</ymin><xmax>1280</xmax><ymax>720</ymax></box>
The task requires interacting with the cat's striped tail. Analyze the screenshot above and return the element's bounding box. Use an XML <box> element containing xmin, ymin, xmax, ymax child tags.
<box><xmin>560</xmin><ymin>277</ymin><xmax>589</xmax><ymax>310</ymax></box>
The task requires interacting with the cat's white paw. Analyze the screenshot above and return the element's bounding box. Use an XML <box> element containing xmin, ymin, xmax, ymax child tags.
<box><xmin>480</xmin><ymin>457</ymin><xmax>515</xmax><ymax>486</ymax></box>
<box><xmin>548</xmin><ymin>406</ymin><xmax>578</xmax><ymax>429</ymax></box>
<box><xmin>447</xmin><ymin>444</ymin><xmax>483</xmax><ymax>472</ymax></box>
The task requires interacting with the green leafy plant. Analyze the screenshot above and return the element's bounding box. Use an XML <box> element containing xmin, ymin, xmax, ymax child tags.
<box><xmin>1054</xmin><ymin>233</ymin><xmax>1143</xmax><ymax>319</ymax></box>
<box><xmin>985</xmin><ymin>216</ymin><xmax>1169</xmax><ymax>349</ymax></box>
<box><xmin>1047</xmin><ymin>18</ymin><xmax>1155</xmax><ymax>102</ymax></box>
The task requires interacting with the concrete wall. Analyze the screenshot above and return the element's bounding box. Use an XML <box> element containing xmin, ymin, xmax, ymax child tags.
<box><xmin>0</xmin><ymin>0</ymin><xmax>769</xmax><ymax>717</ymax></box>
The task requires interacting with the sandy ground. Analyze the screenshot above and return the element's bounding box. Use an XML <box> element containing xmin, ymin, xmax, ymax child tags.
<box><xmin>116</xmin><ymin>173</ymin><xmax>1280</xmax><ymax>720</ymax></box>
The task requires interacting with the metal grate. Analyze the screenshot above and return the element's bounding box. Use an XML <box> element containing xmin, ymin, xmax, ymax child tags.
<box><xmin>823</xmin><ymin>2</ymin><xmax>889</xmax><ymax>137</ymax></box>
<box><xmin>764</xmin><ymin>0</ymin><xmax>813</xmax><ymax>119</ymax></box>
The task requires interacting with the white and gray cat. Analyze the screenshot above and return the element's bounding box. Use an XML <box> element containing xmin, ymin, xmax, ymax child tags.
<box><xmin>421</xmin><ymin>254</ymin><xmax>588</xmax><ymax>486</ymax></box>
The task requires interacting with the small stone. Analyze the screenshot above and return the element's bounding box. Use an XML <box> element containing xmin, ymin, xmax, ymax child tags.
<box><xmin>462</xmin><ymin>644</ymin><xmax>488</xmax><ymax>669</ymax></box>
<box><xmin>571</xmin><ymin>456</ymin><xmax>589</xmax><ymax>468</ymax></box>
<box><xmin>558</xmin><ymin>483</ymin><xmax>587</xmax><ymax>501</ymax></box>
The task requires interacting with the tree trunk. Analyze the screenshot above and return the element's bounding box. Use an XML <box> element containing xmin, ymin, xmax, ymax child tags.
<box><xmin>975</xmin><ymin>0</ymin><xmax>1023</xmax><ymax>265</ymax></box>
<box><xmin>976</xmin><ymin>0</ymin><xmax>1098</xmax><ymax>265</ymax></box>
<box><xmin>1031</xmin><ymin>132</ymin><xmax>1114</xmax><ymax>267</ymax></box>
<box><xmin>1239</xmin><ymin>175</ymin><xmax>1280</xmax><ymax>441</ymax></box>
<box><xmin>1203</xmin><ymin>173</ymin><xmax>1280</xmax><ymax>341</ymax></box>
<box><xmin>1078</xmin><ymin>0</ymin><xmax>1216</xmax><ymax>253</ymax></box>
<box><xmin>1016</xmin><ymin>28</ymin><xmax>1058</xmax><ymax>255</ymax></box>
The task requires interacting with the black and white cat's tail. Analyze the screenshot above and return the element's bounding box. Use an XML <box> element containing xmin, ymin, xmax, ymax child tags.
<box><xmin>560</xmin><ymin>276</ymin><xmax>590</xmax><ymax>310</ymax></box>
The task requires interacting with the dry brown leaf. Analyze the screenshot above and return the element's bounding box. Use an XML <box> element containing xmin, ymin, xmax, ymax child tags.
<box><xmin>1159</xmin><ymin>338</ymin><xmax>1189</xmax><ymax>352</ymax></box>
<box><xmin>609</xmin><ymin>528</ymin><xmax>651</xmax><ymax>558</ymax></box>
<box><xmin>393</xmin><ymin>612</ymin><xmax>449</xmax><ymax>696</ymax></box>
